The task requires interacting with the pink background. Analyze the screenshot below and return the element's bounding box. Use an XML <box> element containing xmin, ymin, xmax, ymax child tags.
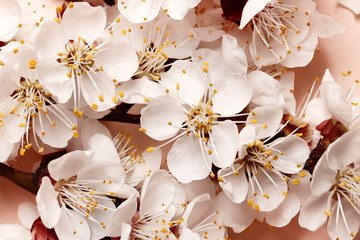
<box><xmin>1</xmin><ymin>0</ymin><xmax>360</xmax><ymax>239</ymax></box>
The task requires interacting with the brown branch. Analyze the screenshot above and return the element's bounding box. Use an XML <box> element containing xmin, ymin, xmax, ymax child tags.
<box><xmin>0</xmin><ymin>162</ymin><xmax>37</xmax><ymax>195</ymax></box>
<box><xmin>100</xmin><ymin>103</ymin><xmax>140</xmax><ymax>124</ymax></box>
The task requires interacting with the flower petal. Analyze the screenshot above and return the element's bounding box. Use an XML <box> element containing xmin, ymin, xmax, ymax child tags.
<box><xmin>118</xmin><ymin>0</ymin><xmax>162</xmax><ymax>23</ymax></box>
<box><xmin>36</xmin><ymin>177</ymin><xmax>61</xmax><ymax>228</ymax></box>
<box><xmin>168</xmin><ymin>135</ymin><xmax>211</xmax><ymax>183</ymax></box>
<box><xmin>239</xmin><ymin>0</ymin><xmax>272</xmax><ymax>29</ymax></box>
<box><xmin>218</xmin><ymin>164</ymin><xmax>248</xmax><ymax>204</ymax></box>
<box><xmin>62</xmin><ymin>2</ymin><xmax>106</xmax><ymax>43</ymax></box>
<box><xmin>48</xmin><ymin>151</ymin><xmax>92</xmax><ymax>181</ymax></box>
<box><xmin>208</xmin><ymin>120</ymin><xmax>238</xmax><ymax>168</ymax></box>
<box><xmin>0</xmin><ymin>0</ymin><xmax>21</xmax><ymax>41</ymax></box>
<box><xmin>140</xmin><ymin>95</ymin><xmax>187</xmax><ymax>141</ymax></box>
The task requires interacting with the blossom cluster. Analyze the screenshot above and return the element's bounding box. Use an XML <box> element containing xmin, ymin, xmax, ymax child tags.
<box><xmin>0</xmin><ymin>0</ymin><xmax>359</xmax><ymax>239</ymax></box>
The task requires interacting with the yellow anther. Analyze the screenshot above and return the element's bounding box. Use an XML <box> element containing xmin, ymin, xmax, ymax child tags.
<box><xmin>339</xmin><ymin>181</ymin><xmax>346</xmax><ymax>188</ymax></box>
<box><xmin>176</xmin><ymin>83</ymin><xmax>180</xmax><ymax>91</ymax></box>
<box><xmin>210</xmin><ymin>173</ymin><xmax>215</xmax><ymax>178</ymax></box>
<box><xmin>254</xmin><ymin>204</ymin><xmax>260</xmax><ymax>211</ymax></box>
<box><xmin>139</xmin><ymin>128</ymin><xmax>147</xmax><ymax>132</ymax></box>
<box><xmin>299</xmin><ymin>171</ymin><xmax>307</xmax><ymax>178</ymax></box>
<box><xmin>255</xmin><ymin>140</ymin><xmax>262</xmax><ymax>146</ymax></box>
<box><xmin>19</xmin><ymin>123</ymin><xmax>26</xmax><ymax>127</ymax></box>
<box><xmin>29</xmin><ymin>59</ymin><xmax>37</xmax><ymax>69</ymax></box>
<box><xmin>116</xmin><ymin>17</ymin><xmax>120</xmax><ymax>23</ymax></box>
<box><xmin>118</xmin><ymin>91</ymin><xmax>125</xmax><ymax>98</ymax></box>
<box><xmin>86</xmin><ymin>54</ymin><xmax>93</xmax><ymax>59</ymax></box>
<box><xmin>56</xmin><ymin>6</ymin><xmax>62</xmax><ymax>12</ymax></box>
<box><xmin>122</xmin><ymin>29</ymin><xmax>127</xmax><ymax>35</ymax></box>
<box><xmin>262</xmin><ymin>124</ymin><xmax>267</xmax><ymax>129</ymax></box>
<box><xmin>144</xmin><ymin>97</ymin><xmax>150</xmax><ymax>102</ymax></box>
<box><xmin>54</xmin><ymin>17</ymin><xmax>61</xmax><ymax>23</ymax></box>
<box><xmin>202</xmin><ymin>67</ymin><xmax>208</xmax><ymax>73</ymax></box>
<box><xmin>218</xmin><ymin>177</ymin><xmax>224</xmax><ymax>182</ymax></box>
<box><xmin>250</xmin><ymin>119</ymin><xmax>258</xmax><ymax>124</ymax></box>
<box><xmin>147</xmin><ymin>147</ymin><xmax>154</xmax><ymax>153</ymax></box>
<box><xmin>19</xmin><ymin>148</ymin><xmax>26</xmax><ymax>156</ymax></box>
<box><xmin>263</xmin><ymin>193</ymin><xmax>269</xmax><ymax>199</ymax></box>
<box><xmin>38</xmin><ymin>147</ymin><xmax>44</xmax><ymax>153</ymax></box>
<box><xmin>208</xmin><ymin>150</ymin><xmax>212</xmax><ymax>155</ymax></box>
<box><xmin>91</xmin><ymin>104</ymin><xmax>98</xmax><ymax>110</ymax></box>
<box><xmin>264</xmin><ymin>150</ymin><xmax>273</xmax><ymax>156</ymax></box>
<box><xmin>13</xmin><ymin>48</ymin><xmax>19</xmax><ymax>54</ymax></box>
<box><xmin>282</xmin><ymin>191</ymin><xmax>288</xmax><ymax>197</ymax></box>
<box><xmin>78</xmin><ymin>111</ymin><xmax>83</xmax><ymax>118</ymax></box>
<box><xmin>69</xmin><ymin>2</ymin><xmax>74</xmax><ymax>8</ymax></box>
<box><xmin>324</xmin><ymin>210</ymin><xmax>332</xmax><ymax>216</ymax></box>
<box><xmin>248</xmin><ymin>200</ymin><xmax>254</xmax><ymax>207</ymax></box>
<box><xmin>152</xmin><ymin>75</ymin><xmax>160</xmax><ymax>81</ymax></box>
<box><xmin>99</xmin><ymin>95</ymin><xmax>104</xmax><ymax>102</ymax></box>
<box><xmin>296</xmin><ymin>164</ymin><xmax>301</xmax><ymax>168</ymax></box>
<box><xmin>73</xmin><ymin>131</ymin><xmax>79</xmax><ymax>138</ymax></box>
<box><xmin>292</xmin><ymin>179</ymin><xmax>300</xmax><ymax>185</ymax></box>
<box><xmin>25</xmin><ymin>144</ymin><xmax>32</xmax><ymax>150</ymax></box>
<box><xmin>71</xmin><ymin>125</ymin><xmax>77</xmax><ymax>131</ymax></box>
<box><xmin>112</xmin><ymin>96</ymin><xmax>118</xmax><ymax>104</ymax></box>
<box><xmin>203</xmin><ymin>62</ymin><xmax>210</xmax><ymax>67</ymax></box>
<box><xmin>0</xmin><ymin>120</ymin><xmax>3</xmax><ymax>127</ymax></box>
<box><xmin>234</xmin><ymin>170</ymin><xmax>239</xmax><ymax>176</ymax></box>
<box><xmin>295</xmin><ymin>133</ymin><xmax>303</xmax><ymax>137</ymax></box>
<box><xmin>189</xmin><ymin>33</ymin><xmax>194</xmax><ymax>37</ymax></box>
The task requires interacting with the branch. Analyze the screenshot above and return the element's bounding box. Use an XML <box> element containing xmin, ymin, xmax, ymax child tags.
<box><xmin>0</xmin><ymin>162</ymin><xmax>37</xmax><ymax>195</ymax></box>
<box><xmin>100</xmin><ymin>103</ymin><xmax>140</xmax><ymax>124</ymax></box>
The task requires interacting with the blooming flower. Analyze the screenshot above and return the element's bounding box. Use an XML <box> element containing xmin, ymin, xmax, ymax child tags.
<box><xmin>299</xmin><ymin>129</ymin><xmax>360</xmax><ymax>240</ymax></box>
<box><xmin>239</xmin><ymin>0</ymin><xmax>344</xmax><ymax>67</ymax></box>
<box><xmin>36</xmin><ymin>150</ymin><xmax>127</xmax><ymax>240</ymax></box>
<box><xmin>34</xmin><ymin>2</ymin><xmax>138</xmax><ymax>115</ymax></box>
<box><xmin>112</xmin><ymin>15</ymin><xmax>200</xmax><ymax>103</ymax></box>
<box><xmin>0</xmin><ymin>42</ymin><xmax>77</xmax><ymax>159</ymax></box>
<box><xmin>141</xmin><ymin>58</ymin><xmax>251</xmax><ymax>183</ymax></box>
<box><xmin>107</xmin><ymin>170</ymin><xmax>185</xmax><ymax>239</ymax></box>
<box><xmin>217</xmin><ymin>105</ymin><xmax>310</xmax><ymax>211</ymax></box>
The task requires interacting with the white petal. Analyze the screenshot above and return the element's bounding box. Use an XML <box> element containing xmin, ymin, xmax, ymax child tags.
<box><xmin>18</xmin><ymin>202</ymin><xmax>39</xmax><ymax>229</ymax></box>
<box><xmin>265</xmin><ymin>190</ymin><xmax>300</xmax><ymax>227</ymax></box>
<box><xmin>310</xmin><ymin>11</ymin><xmax>344</xmax><ymax>38</ymax></box>
<box><xmin>326</xmin><ymin>130</ymin><xmax>360</xmax><ymax>170</ymax></box>
<box><xmin>95</xmin><ymin>40</ymin><xmax>138</xmax><ymax>82</ymax></box>
<box><xmin>140</xmin><ymin>170</ymin><xmax>177</xmax><ymax>216</ymax></box>
<box><xmin>151</xmin><ymin>18</ymin><xmax>200</xmax><ymax>59</ymax></box>
<box><xmin>0</xmin><ymin>138</ymin><xmax>14</xmax><ymax>163</ymax></box>
<box><xmin>247</xmin><ymin>167</ymin><xmax>287</xmax><ymax>212</ymax></box>
<box><xmin>339</xmin><ymin>0</ymin><xmax>360</xmax><ymax>14</ymax></box>
<box><xmin>0</xmin><ymin>0</ymin><xmax>21</xmax><ymax>41</ymax></box>
<box><xmin>328</xmin><ymin>199</ymin><xmax>360</xmax><ymax>240</ymax></box>
<box><xmin>140</xmin><ymin>95</ymin><xmax>187</xmax><ymax>141</ymax></box>
<box><xmin>162</xmin><ymin>0</ymin><xmax>201</xmax><ymax>20</ymax></box>
<box><xmin>304</xmin><ymin>97</ymin><xmax>332</xmax><ymax>128</ymax></box>
<box><xmin>298</xmin><ymin>192</ymin><xmax>332</xmax><ymax>231</ymax></box>
<box><xmin>77</xmin><ymin>161</ymin><xmax>126</xmax><ymax>193</ymax></box>
<box><xmin>248</xmin><ymin>70</ymin><xmax>284</xmax><ymax>107</ymax></box>
<box><xmin>246</xmin><ymin>105</ymin><xmax>283</xmax><ymax>139</ymax></box>
<box><xmin>48</xmin><ymin>151</ymin><xmax>91</xmax><ymax>181</ymax></box>
<box><xmin>0</xmin><ymin>224</ymin><xmax>31</xmax><ymax>240</ymax></box>
<box><xmin>54</xmin><ymin>207</ymin><xmax>90</xmax><ymax>240</ymax></box>
<box><xmin>168</xmin><ymin>135</ymin><xmax>211</xmax><ymax>183</ymax></box>
<box><xmin>62</xmin><ymin>2</ymin><xmax>106</xmax><ymax>43</ymax></box>
<box><xmin>320</xmin><ymin>70</ymin><xmax>352</xmax><ymax>125</ymax></box>
<box><xmin>161</xmin><ymin>60</ymin><xmax>207</xmax><ymax>106</ymax></box>
<box><xmin>118</xmin><ymin>0</ymin><xmax>162</xmax><ymax>23</ymax></box>
<box><xmin>218</xmin><ymin>165</ymin><xmax>248</xmax><ymax>204</ymax></box>
<box><xmin>239</xmin><ymin>0</ymin><xmax>272</xmax><ymax>29</ymax></box>
<box><xmin>34</xmin><ymin>20</ymin><xmax>66</xmax><ymax>59</ymax></box>
<box><xmin>215</xmin><ymin>192</ymin><xmax>256</xmax><ymax>233</ymax></box>
<box><xmin>212</xmin><ymin>73</ymin><xmax>252</xmax><ymax>115</ymax></box>
<box><xmin>208</xmin><ymin>120</ymin><xmax>238</xmax><ymax>168</ymax></box>
<box><xmin>179</xmin><ymin>228</ymin><xmax>201</xmax><ymax>240</ymax></box>
<box><xmin>311</xmin><ymin>155</ymin><xmax>337</xmax><ymax>196</ymax></box>
<box><xmin>107</xmin><ymin>195</ymin><xmax>137</xmax><ymax>237</ymax></box>
<box><xmin>80</xmin><ymin>71</ymin><xmax>116</xmax><ymax>112</ymax></box>
<box><xmin>269</xmin><ymin>136</ymin><xmax>310</xmax><ymax>174</ymax></box>
<box><xmin>84</xmin><ymin>133</ymin><xmax>120</xmax><ymax>164</ymax></box>
<box><xmin>34</xmin><ymin>104</ymin><xmax>76</xmax><ymax>148</ymax></box>
<box><xmin>221</xmin><ymin>34</ymin><xmax>248</xmax><ymax>74</ymax></box>
<box><xmin>37</xmin><ymin>61</ymin><xmax>73</xmax><ymax>103</ymax></box>
<box><xmin>36</xmin><ymin>177</ymin><xmax>61</xmax><ymax>228</ymax></box>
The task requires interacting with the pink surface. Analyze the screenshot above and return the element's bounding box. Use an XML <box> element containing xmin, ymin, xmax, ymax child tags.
<box><xmin>1</xmin><ymin>0</ymin><xmax>360</xmax><ymax>239</ymax></box>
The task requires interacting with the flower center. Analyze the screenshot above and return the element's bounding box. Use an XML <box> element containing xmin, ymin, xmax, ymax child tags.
<box><xmin>335</xmin><ymin>167</ymin><xmax>360</xmax><ymax>209</ymax></box>
<box><xmin>58</xmin><ymin>38</ymin><xmax>99</xmax><ymax>77</ymax></box>
<box><xmin>186</xmin><ymin>100</ymin><xmax>218</xmax><ymax>139</ymax></box>
<box><xmin>55</xmin><ymin>177</ymin><xmax>117</xmax><ymax>228</ymax></box>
